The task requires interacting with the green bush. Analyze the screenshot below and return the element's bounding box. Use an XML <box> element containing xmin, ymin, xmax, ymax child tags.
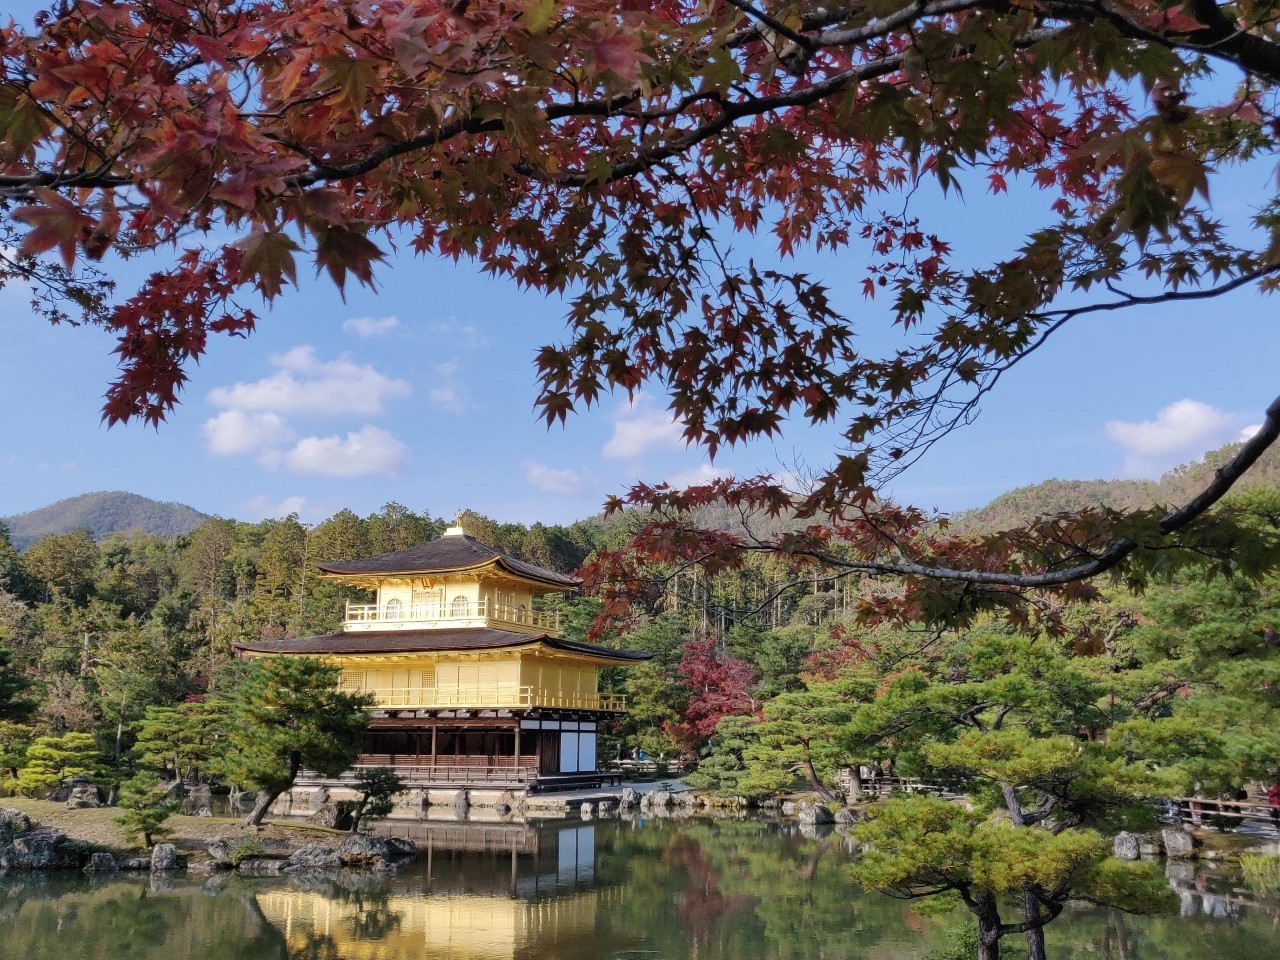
<box><xmin>228</xmin><ymin>836</ymin><xmax>266</xmax><ymax>865</ymax></box>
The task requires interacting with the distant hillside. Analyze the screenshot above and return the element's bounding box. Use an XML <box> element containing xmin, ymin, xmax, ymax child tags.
<box><xmin>956</xmin><ymin>441</ymin><xmax>1280</xmax><ymax>533</ymax></box>
<box><xmin>3</xmin><ymin>491</ymin><xmax>209</xmax><ymax>550</ymax></box>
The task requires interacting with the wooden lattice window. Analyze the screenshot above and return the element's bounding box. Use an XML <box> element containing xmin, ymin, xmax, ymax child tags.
<box><xmin>385</xmin><ymin>598</ymin><xmax>404</xmax><ymax>619</ymax></box>
<box><xmin>450</xmin><ymin>595</ymin><xmax>470</xmax><ymax>617</ymax></box>
<box><xmin>420</xmin><ymin>665</ymin><xmax>437</xmax><ymax>688</ymax></box>
<box><xmin>338</xmin><ymin>671</ymin><xmax>366</xmax><ymax>692</ymax></box>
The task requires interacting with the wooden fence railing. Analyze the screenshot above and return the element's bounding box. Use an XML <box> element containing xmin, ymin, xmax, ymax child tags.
<box><xmin>842</xmin><ymin>773</ymin><xmax>1280</xmax><ymax>837</ymax></box>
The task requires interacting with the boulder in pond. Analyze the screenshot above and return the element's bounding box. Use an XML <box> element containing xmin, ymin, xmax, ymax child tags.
<box><xmin>285</xmin><ymin>844</ymin><xmax>343</xmax><ymax>871</ymax></box>
<box><xmin>780</xmin><ymin>800</ymin><xmax>799</xmax><ymax>816</ymax></box>
<box><xmin>85</xmin><ymin>852</ymin><xmax>118</xmax><ymax>873</ymax></box>
<box><xmin>798</xmin><ymin>802</ymin><xmax>835</xmax><ymax>825</ymax></box>
<box><xmin>619</xmin><ymin>787</ymin><xmax>639</xmax><ymax>811</ymax></box>
<box><xmin>150</xmin><ymin>843</ymin><xmax>181</xmax><ymax>871</ymax></box>
<box><xmin>336</xmin><ymin>834</ymin><xmax>415</xmax><ymax>866</ymax></box>
<box><xmin>188</xmin><ymin>860</ymin><xmax>224</xmax><ymax>875</ymax></box>
<box><xmin>1162</xmin><ymin>828</ymin><xmax>1201</xmax><ymax>859</ymax></box>
<box><xmin>194</xmin><ymin>806</ymin><xmax>213</xmax><ymax>818</ymax></box>
<box><xmin>834</xmin><ymin>807</ymin><xmax>863</xmax><ymax>826</ymax></box>
<box><xmin>119</xmin><ymin>856</ymin><xmax>151</xmax><ymax>871</ymax></box>
<box><xmin>641</xmin><ymin>790</ymin><xmax>671</xmax><ymax>812</ymax></box>
<box><xmin>205</xmin><ymin>836</ymin><xmax>234</xmax><ymax>866</ymax></box>
<box><xmin>0</xmin><ymin>829</ymin><xmax>82</xmax><ymax>870</ymax></box>
<box><xmin>385</xmin><ymin>836</ymin><xmax>417</xmax><ymax>858</ymax></box>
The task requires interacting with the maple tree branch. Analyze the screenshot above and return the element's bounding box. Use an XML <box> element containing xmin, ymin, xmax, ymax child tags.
<box><xmin>794</xmin><ymin>390</ymin><xmax>1280</xmax><ymax>587</ymax></box>
<box><xmin>1041</xmin><ymin>0</ymin><xmax>1280</xmax><ymax>84</ymax></box>
<box><xmin>723</xmin><ymin>0</ymin><xmax>816</xmax><ymax>51</ymax></box>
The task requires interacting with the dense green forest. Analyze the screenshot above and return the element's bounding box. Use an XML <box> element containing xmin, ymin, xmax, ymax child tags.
<box><xmin>1</xmin><ymin>457</ymin><xmax>1277</xmax><ymax>796</ymax></box>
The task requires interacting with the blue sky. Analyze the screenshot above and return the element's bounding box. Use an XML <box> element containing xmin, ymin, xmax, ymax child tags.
<box><xmin>2</xmin><ymin>195</ymin><xmax>1273</xmax><ymax>528</ymax></box>
<box><xmin>2</xmin><ymin>8</ymin><xmax>1276</xmax><ymax>527</ymax></box>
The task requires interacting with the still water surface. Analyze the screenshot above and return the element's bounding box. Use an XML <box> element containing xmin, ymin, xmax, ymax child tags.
<box><xmin>1</xmin><ymin>817</ymin><xmax>1275</xmax><ymax>959</ymax></box>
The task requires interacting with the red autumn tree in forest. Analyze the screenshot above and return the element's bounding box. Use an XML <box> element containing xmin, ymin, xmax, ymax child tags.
<box><xmin>4</xmin><ymin>1</ymin><xmax>1280</xmax><ymax>617</ymax></box>
<box><xmin>670</xmin><ymin>637</ymin><xmax>758</xmax><ymax>747</ymax></box>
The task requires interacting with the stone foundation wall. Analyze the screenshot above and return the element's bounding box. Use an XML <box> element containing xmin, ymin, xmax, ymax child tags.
<box><xmin>274</xmin><ymin>783</ymin><xmax>530</xmax><ymax>819</ymax></box>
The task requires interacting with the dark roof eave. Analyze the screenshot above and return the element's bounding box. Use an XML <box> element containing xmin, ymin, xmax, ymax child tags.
<box><xmin>231</xmin><ymin>627</ymin><xmax>651</xmax><ymax>663</ymax></box>
<box><xmin>316</xmin><ymin>556</ymin><xmax>580</xmax><ymax>589</ymax></box>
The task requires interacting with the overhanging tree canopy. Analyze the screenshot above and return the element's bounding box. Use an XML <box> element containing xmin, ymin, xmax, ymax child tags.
<box><xmin>3</xmin><ymin>0</ymin><xmax>1279</xmax><ymax>612</ymax></box>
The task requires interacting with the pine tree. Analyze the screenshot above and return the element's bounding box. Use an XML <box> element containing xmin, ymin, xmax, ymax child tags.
<box><xmin>114</xmin><ymin>773</ymin><xmax>181</xmax><ymax>848</ymax></box>
<box><xmin>347</xmin><ymin>768</ymin><xmax>407</xmax><ymax>832</ymax></box>
<box><xmin>15</xmin><ymin>732</ymin><xmax>104</xmax><ymax>797</ymax></box>
<box><xmin>218</xmin><ymin>656</ymin><xmax>372</xmax><ymax>826</ymax></box>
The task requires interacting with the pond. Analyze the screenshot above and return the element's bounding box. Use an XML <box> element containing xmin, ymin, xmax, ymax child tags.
<box><xmin>1</xmin><ymin>816</ymin><xmax>1275</xmax><ymax>960</ymax></box>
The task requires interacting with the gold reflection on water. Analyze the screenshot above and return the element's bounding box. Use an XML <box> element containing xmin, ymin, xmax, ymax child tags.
<box><xmin>257</xmin><ymin>887</ymin><xmax>618</xmax><ymax>960</ymax></box>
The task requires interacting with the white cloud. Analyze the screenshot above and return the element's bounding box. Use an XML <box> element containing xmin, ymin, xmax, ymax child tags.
<box><xmin>1106</xmin><ymin>399</ymin><xmax>1241</xmax><ymax>478</ymax></box>
<box><xmin>603</xmin><ymin>394</ymin><xmax>686</xmax><ymax>459</ymax></box>
<box><xmin>522</xmin><ymin>460</ymin><xmax>588</xmax><ymax>495</ymax></box>
<box><xmin>207</xmin><ymin>345</ymin><xmax>410</xmax><ymax>417</ymax></box>
<box><xmin>1241</xmin><ymin>424</ymin><xmax>1262</xmax><ymax>441</ymax></box>
<box><xmin>342</xmin><ymin>315</ymin><xmax>400</xmax><ymax>338</ymax></box>
<box><xmin>429</xmin><ymin>386</ymin><xmax>468</xmax><ymax>414</ymax></box>
<box><xmin>202</xmin><ymin>410</ymin><xmax>293</xmax><ymax>456</ymax></box>
<box><xmin>282</xmin><ymin>425</ymin><xmax>408</xmax><ymax>477</ymax></box>
<box><xmin>243</xmin><ymin>494</ymin><xmax>309</xmax><ymax>520</ymax></box>
<box><xmin>426</xmin><ymin>316</ymin><xmax>490</xmax><ymax>349</ymax></box>
<box><xmin>668</xmin><ymin>464</ymin><xmax>730</xmax><ymax>488</ymax></box>
<box><xmin>426</xmin><ymin>360</ymin><xmax>472</xmax><ymax>413</ymax></box>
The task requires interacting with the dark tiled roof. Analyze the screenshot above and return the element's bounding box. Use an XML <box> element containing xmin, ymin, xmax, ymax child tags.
<box><xmin>315</xmin><ymin>533</ymin><xmax>580</xmax><ymax>588</ymax></box>
<box><xmin>232</xmin><ymin>627</ymin><xmax>651</xmax><ymax>662</ymax></box>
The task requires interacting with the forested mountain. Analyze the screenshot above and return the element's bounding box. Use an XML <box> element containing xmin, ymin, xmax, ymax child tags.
<box><xmin>9</xmin><ymin>439</ymin><xmax>1277</xmax><ymax>557</ymax></box>
<box><xmin>2</xmin><ymin>492</ymin><xmax>209</xmax><ymax>550</ymax></box>
<box><xmin>954</xmin><ymin>441</ymin><xmax>1280</xmax><ymax>533</ymax></box>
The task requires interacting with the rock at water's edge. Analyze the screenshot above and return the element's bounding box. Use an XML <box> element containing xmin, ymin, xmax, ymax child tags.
<box><xmin>336</xmin><ymin>833</ymin><xmax>417</xmax><ymax>866</ymax></box>
<box><xmin>798</xmin><ymin>802</ymin><xmax>835</xmax><ymax>825</ymax></box>
<box><xmin>286</xmin><ymin>844</ymin><xmax>344</xmax><ymax>871</ymax></box>
<box><xmin>85</xmin><ymin>852</ymin><xmax>118</xmax><ymax>873</ymax></box>
<box><xmin>1162</xmin><ymin>828</ymin><xmax>1201</xmax><ymax>860</ymax></box>
<box><xmin>0</xmin><ymin>829</ymin><xmax>82</xmax><ymax>870</ymax></box>
<box><xmin>150</xmin><ymin>843</ymin><xmax>180</xmax><ymax>871</ymax></box>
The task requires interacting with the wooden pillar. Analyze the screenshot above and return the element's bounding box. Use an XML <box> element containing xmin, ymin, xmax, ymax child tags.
<box><xmin>431</xmin><ymin>724</ymin><xmax>438</xmax><ymax>766</ymax></box>
<box><xmin>514</xmin><ymin>723</ymin><xmax>521</xmax><ymax>770</ymax></box>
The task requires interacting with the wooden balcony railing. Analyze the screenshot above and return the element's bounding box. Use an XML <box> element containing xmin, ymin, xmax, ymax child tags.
<box><xmin>300</xmin><ymin>761</ymin><xmax>538</xmax><ymax>786</ymax></box>
<box><xmin>359</xmin><ymin>684</ymin><xmax>626</xmax><ymax>712</ymax></box>
<box><xmin>343</xmin><ymin>599</ymin><xmax>561</xmax><ymax>633</ymax></box>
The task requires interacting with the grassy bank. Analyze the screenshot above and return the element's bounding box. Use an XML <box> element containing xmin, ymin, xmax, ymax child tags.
<box><xmin>1</xmin><ymin>799</ymin><xmax>343</xmax><ymax>860</ymax></box>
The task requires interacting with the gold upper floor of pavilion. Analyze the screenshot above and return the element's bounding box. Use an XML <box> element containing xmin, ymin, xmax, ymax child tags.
<box><xmin>320</xmin><ymin>521</ymin><xmax>578</xmax><ymax>637</ymax></box>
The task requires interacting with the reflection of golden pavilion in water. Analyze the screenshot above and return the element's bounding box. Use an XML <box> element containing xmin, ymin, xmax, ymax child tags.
<box><xmin>256</xmin><ymin>822</ymin><xmax>633</xmax><ymax>960</ymax></box>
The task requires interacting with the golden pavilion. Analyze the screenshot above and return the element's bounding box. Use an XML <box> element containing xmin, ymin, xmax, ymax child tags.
<box><xmin>234</xmin><ymin>521</ymin><xmax>649</xmax><ymax>794</ymax></box>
